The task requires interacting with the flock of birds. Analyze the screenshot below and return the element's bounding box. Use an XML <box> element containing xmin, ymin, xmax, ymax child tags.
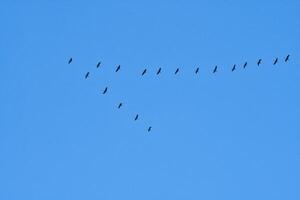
<box><xmin>68</xmin><ymin>54</ymin><xmax>291</xmax><ymax>132</ymax></box>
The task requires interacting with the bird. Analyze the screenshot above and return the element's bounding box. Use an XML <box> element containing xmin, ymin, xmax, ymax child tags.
<box><xmin>232</xmin><ymin>64</ymin><xmax>236</xmax><ymax>72</ymax></box>
<box><xmin>148</xmin><ymin>126</ymin><xmax>152</xmax><ymax>132</ymax></box>
<box><xmin>175</xmin><ymin>68</ymin><xmax>179</xmax><ymax>74</ymax></box>
<box><xmin>213</xmin><ymin>66</ymin><xmax>217</xmax><ymax>73</ymax></box>
<box><xmin>195</xmin><ymin>67</ymin><xmax>199</xmax><ymax>74</ymax></box>
<box><xmin>96</xmin><ymin>62</ymin><xmax>101</xmax><ymax>68</ymax></box>
<box><xmin>85</xmin><ymin>72</ymin><xmax>90</xmax><ymax>79</ymax></box>
<box><xmin>134</xmin><ymin>114</ymin><xmax>139</xmax><ymax>121</ymax></box>
<box><xmin>118</xmin><ymin>103</ymin><xmax>122</xmax><ymax>109</ymax></box>
<box><xmin>243</xmin><ymin>62</ymin><xmax>247</xmax><ymax>68</ymax></box>
<box><xmin>68</xmin><ymin>58</ymin><xmax>72</xmax><ymax>64</ymax></box>
<box><xmin>273</xmin><ymin>57</ymin><xmax>278</xmax><ymax>65</ymax></box>
<box><xmin>115</xmin><ymin>65</ymin><xmax>121</xmax><ymax>72</ymax></box>
<box><xmin>156</xmin><ymin>67</ymin><xmax>161</xmax><ymax>75</ymax></box>
<box><xmin>102</xmin><ymin>87</ymin><xmax>108</xmax><ymax>94</ymax></box>
<box><xmin>142</xmin><ymin>69</ymin><xmax>147</xmax><ymax>76</ymax></box>
<box><xmin>285</xmin><ymin>54</ymin><xmax>290</xmax><ymax>62</ymax></box>
<box><xmin>257</xmin><ymin>59</ymin><xmax>262</xmax><ymax>66</ymax></box>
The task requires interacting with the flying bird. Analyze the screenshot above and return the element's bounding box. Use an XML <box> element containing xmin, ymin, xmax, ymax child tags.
<box><xmin>115</xmin><ymin>65</ymin><xmax>121</xmax><ymax>72</ymax></box>
<box><xmin>285</xmin><ymin>54</ymin><xmax>290</xmax><ymax>62</ymax></box>
<box><xmin>257</xmin><ymin>59</ymin><xmax>262</xmax><ymax>66</ymax></box>
<box><xmin>68</xmin><ymin>58</ymin><xmax>72</xmax><ymax>64</ymax></box>
<box><xmin>232</xmin><ymin>64</ymin><xmax>236</xmax><ymax>72</ymax></box>
<box><xmin>175</xmin><ymin>68</ymin><xmax>179</xmax><ymax>74</ymax></box>
<box><xmin>195</xmin><ymin>67</ymin><xmax>199</xmax><ymax>74</ymax></box>
<box><xmin>142</xmin><ymin>69</ymin><xmax>147</xmax><ymax>76</ymax></box>
<box><xmin>96</xmin><ymin>62</ymin><xmax>101</xmax><ymax>68</ymax></box>
<box><xmin>156</xmin><ymin>67</ymin><xmax>161</xmax><ymax>75</ymax></box>
<box><xmin>213</xmin><ymin>66</ymin><xmax>217</xmax><ymax>73</ymax></box>
<box><xmin>273</xmin><ymin>57</ymin><xmax>278</xmax><ymax>65</ymax></box>
<box><xmin>243</xmin><ymin>62</ymin><xmax>247</xmax><ymax>68</ymax></box>
<box><xmin>85</xmin><ymin>72</ymin><xmax>90</xmax><ymax>79</ymax></box>
<box><xmin>102</xmin><ymin>87</ymin><xmax>108</xmax><ymax>94</ymax></box>
<box><xmin>148</xmin><ymin>126</ymin><xmax>152</xmax><ymax>132</ymax></box>
<box><xmin>118</xmin><ymin>103</ymin><xmax>122</xmax><ymax>109</ymax></box>
<box><xmin>134</xmin><ymin>114</ymin><xmax>139</xmax><ymax>121</ymax></box>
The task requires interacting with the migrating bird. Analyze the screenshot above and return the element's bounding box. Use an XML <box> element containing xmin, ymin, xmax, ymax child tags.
<box><xmin>195</xmin><ymin>67</ymin><xmax>199</xmax><ymax>74</ymax></box>
<box><xmin>257</xmin><ymin>59</ymin><xmax>262</xmax><ymax>66</ymax></box>
<box><xmin>115</xmin><ymin>65</ymin><xmax>121</xmax><ymax>72</ymax></box>
<box><xmin>232</xmin><ymin>64</ymin><xmax>236</xmax><ymax>72</ymax></box>
<box><xmin>243</xmin><ymin>62</ymin><xmax>248</xmax><ymax>69</ymax></box>
<box><xmin>68</xmin><ymin>58</ymin><xmax>72</xmax><ymax>64</ymax></box>
<box><xmin>285</xmin><ymin>54</ymin><xmax>290</xmax><ymax>62</ymax></box>
<box><xmin>134</xmin><ymin>114</ymin><xmax>139</xmax><ymax>121</ymax></box>
<box><xmin>175</xmin><ymin>68</ymin><xmax>179</xmax><ymax>74</ymax></box>
<box><xmin>213</xmin><ymin>66</ymin><xmax>218</xmax><ymax>73</ymax></box>
<box><xmin>102</xmin><ymin>87</ymin><xmax>108</xmax><ymax>94</ymax></box>
<box><xmin>85</xmin><ymin>72</ymin><xmax>90</xmax><ymax>79</ymax></box>
<box><xmin>273</xmin><ymin>57</ymin><xmax>278</xmax><ymax>65</ymax></box>
<box><xmin>142</xmin><ymin>69</ymin><xmax>147</xmax><ymax>76</ymax></box>
<box><xmin>148</xmin><ymin>126</ymin><xmax>152</xmax><ymax>132</ymax></box>
<box><xmin>156</xmin><ymin>67</ymin><xmax>161</xmax><ymax>75</ymax></box>
<box><xmin>96</xmin><ymin>62</ymin><xmax>101</xmax><ymax>68</ymax></box>
<box><xmin>118</xmin><ymin>103</ymin><xmax>122</xmax><ymax>109</ymax></box>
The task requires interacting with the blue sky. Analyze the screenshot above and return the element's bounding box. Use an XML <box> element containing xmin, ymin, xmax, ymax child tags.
<box><xmin>1</xmin><ymin>1</ymin><xmax>300</xmax><ymax>199</ymax></box>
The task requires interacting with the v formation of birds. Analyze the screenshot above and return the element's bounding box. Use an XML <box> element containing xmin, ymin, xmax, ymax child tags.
<box><xmin>68</xmin><ymin>54</ymin><xmax>291</xmax><ymax>133</ymax></box>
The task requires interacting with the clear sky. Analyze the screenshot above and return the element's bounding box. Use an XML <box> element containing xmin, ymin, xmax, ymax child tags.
<box><xmin>1</xmin><ymin>1</ymin><xmax>300</xmax><ymax>199</ymax></box>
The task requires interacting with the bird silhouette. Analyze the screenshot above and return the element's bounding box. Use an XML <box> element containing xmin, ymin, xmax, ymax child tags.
<box><xmin>232</xmin><ymin>64</ymin><xmax>236</xmax><ymax>72</ymax></box>
<box><xmin>115</xmin><ymin>65</ymin><xmax>121</xmax><ymax>72</ymax></box>
<box><xmin>195</xmin><ymin>67</ymin><xmax>199</xmax><ymax>74</ymax></box>
<box><xmin>213</xmin><ymin>66</ymin><xmax>217</xmax><ymax>73</ymax></box>
<box><xmin>156</xmin><ymin>67</ymin><xmax>161</xmax><ymax>75</ymax></box>
<box><xmin>142</xmin><ymin>69</ymin><xmax>147</xmax><ymax>76</ymax></box>
<box><xmin>68</xmin><ymin>58</ymin><xmax>72</xmax><ymax>64</ymax></box>
<box><xmin>118</xmin><ymin>103</ymin><xmax>122</xmax><ymax>109</ymax></box>
<box><xmin>273</xmin><ymin>58</ymin><xmax>278</xmax><ymax>65</ymax></box>
<box><xmin>285</xmin><ymin>55</ymin><xmax>290</xmax><ymax>62</ymax></box>
<box><xmin>96</xmin><ymin>62</ymin><xmax>101</xmax><ymax>68</ymax></box>
<box><xmin>257</xmin><ymin>59</ymin><xmax>262</xmax><ymax>66</ymax></box>
<box><xmin>148</xmin><ymin>126</ymin><xmax>152</xmax><ymax>132</ymax></box>
<box><xmin>103</xmin><ymin>87</ymin><xmax>108</xmax><ymax>94</ymax></box>
<box><xmin>175</xmin><ymin>68</ymin><xmax>179</xmax><ymax>74</ymax></box>
<box><xmin>85</xmin><ymin>72</ymin><xmax>90</xmax><ymax>79</ymax></box>
<box><xmin>243</xmin><ymin>62</ymin><xmax>247</xmax><ymax>68</ymax></box>
<box><xmin>134</xmin><ymin>114</ymin><xmax>139</xmax><ymax>121</ymax></box>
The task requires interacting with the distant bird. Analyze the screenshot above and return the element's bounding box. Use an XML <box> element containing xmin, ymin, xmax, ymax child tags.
<box><xmin>115</xmin><ymin>65</ymin><xmax>121</xmax><ymax>72</ymax></box>
<box><xmin>285</xmin><ymin>54</ymin><xmax>290</xmax><ymax>62</ymax></box>
<box><xmin>148</xmin><ymin>126</ymin><xmax>152</xmax><ymax>132</ymax></box>
<box><xmin>85</xmin><ymin>72</ymin><xmax>90</xmax><ymax>79</ymax></box>
<box><xmin>156</xmin><ymin>67</ymin><xmax>161</xmax><ymax>75</ymax></box>
<box><xmin>118</xmin><ymin>103</ymin><xmax>122</xmax><ymax>109</ymax></box>
<box><xmin>142</xmin><ymin>69</ymin><xmax>147</xmax><ymax>76</ymax></box>
<box><xmin>232</xmin><ymin>64</ymin><xmax>236</xmax><ymax>72</ymax></box>
<box><xmin>243</xmin><ymin>62</ymin><xmax>247</xmax><ymax>68</ymax></box>
<box><xmin>257</xmin><ymin>59</ymin><xmax>262</xmax><ymax>66</ymax></box>
<box><xmin>195</xmin><ymin>67</ymin><xmax>199</xmax><ymax>74</ymax></box>
<box><xmin>96</xmin><ymin>62</ymin><xmax>101</xmax><ymax>68</ymax></box>
<box><xmin>213</xmin><ymin>66</ymin><xmax>217</xmax><ymax>73</ymax></box>
<box><xmin>68</xmin><ymin>58</ymin><xmax>72</xmax><ymax>64</ymax></box>
<box><xmin>134</xmin><ymin>114</ymin><xmax>139</xmax><ymax>121</ymax></box>
<box><xmin>102</xmin><ymin>87</ymin><xmax>108</xmax><ymax>94</ymax></box>
<box><xmin>175</xmin><ymin>68</ymin><xmax>179</xmax><ymax>74</ymax></box>
<box><xmin>273</xmin><ymin>57</ymin><xmax>278</xmax><ymax>65</ymax></box>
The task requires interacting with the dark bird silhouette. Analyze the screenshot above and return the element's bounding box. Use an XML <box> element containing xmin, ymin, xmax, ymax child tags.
<box><xmin>156</xmin><ymin>67</ymin><xmax>161</xmax><ymax>75</ymax></box>
<box><xmin>134</xmin><ymin>114</ymin><xmax>139</xmax><ymax>121</ymax></box>
<box><xmin>257</xmin><ymin>59</ymin><xmax>262</xmax><ymax>66</ymax></box>
<box><xmin>118</xmin><ymin>103</ymin><xmax>122</xmax><ymax>109</ymax></box>
<box><xmin>68</xmin><ymin>58</ymin><xmax>72</xmax><ymax>64</ymax></box>
<box><xmin>232</xmin><ymin>64</ymin><xmax>236</xmax><ymax>72</ymax></box>
<box><xmin>243</xmin><ymin>62</ymin><xmax>247</xmax><ymax>68</ymax></box>
<box><xmin>142</xmin><ymin>69</ymin><xmax>147</xmax><ymax>76</ymax></box>
<box><xmin>175</xmin><ymin>68</ymin><xmax>179</xmax><ymax>74</ymax></box>
<box><xmin>285</xmin><ymin>54</ymin><xmax>290</xmax><ymax>62</ymax></box>
<box><xmin>273</xmin><ymin>58</ymin><xmax>278</xmax><ymax>65</ymax></box>
<box><xmin>195</xmin><ymin>67</ymin><xmax>199</xmax><ymax>74</ymax></box>
<box><xmin>115</xmin><ymin>65</ymin><xmax>121</xmax><ymax>72</ymax></box>
<box><xmin>213</xmin><ymin>66</ymin><xmax>217</xmax><ymax>73</ymax></box>
<box><xmin>148</xmin><ymin>126</ymin><xmax>152</xmax><ymax>132</ymax></box>
<box><xmin>85</xmin><ymin>72</ymin><xmax>90</xmax><ymax>79</ymax></box>
<box><xmin>96</xmin><ymin>62</ymin><xmax>101</xmax><ymax>68</ymax></box>
<box><xmin>103</xmin><ymin>87</ymin><xmax>108</xmax><ymax>94</ymax></box>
